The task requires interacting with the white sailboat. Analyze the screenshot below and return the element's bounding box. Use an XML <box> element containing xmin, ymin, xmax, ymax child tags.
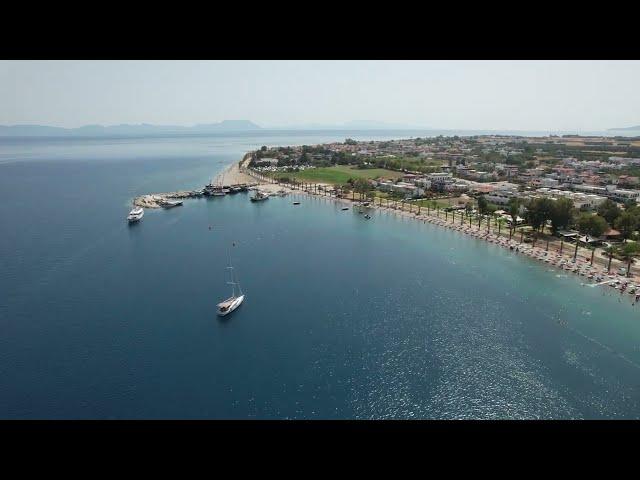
<box><xmin>217</xmin><ymin>250</ymin><xmax>245</xmax><ymax>316</ymax></box>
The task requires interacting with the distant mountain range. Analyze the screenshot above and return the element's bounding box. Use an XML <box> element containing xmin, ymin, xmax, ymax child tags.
<box><xmin>0</xmin><ymin>119</ymin><xmax>436</xmax><ymax>137</ymax></box>
<box><xmin>608</xmin><ymin>125</ymin><xmax>640</xmax><ymax>132</ymax></box>
<box><xmin>0</xmin><ymin>120</ymin><xmax>261</xmax><ymax>137</ymax></box>
<box><xmin>269</xmin><ymin>120</ymin><xmax>432</xmax><ymax>130</ymax></box>
<box><xmin>2</xmin><ymin>120</ymin><xmax>635</xmax><ymax>137</ymax></box>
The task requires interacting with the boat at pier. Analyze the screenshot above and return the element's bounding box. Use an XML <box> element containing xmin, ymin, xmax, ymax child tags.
<box><xmin>204</xmin><ymin>175</ymin><xmax>228</xmax><ymax>196</ymax></box>
<box><xmin>127</xmin><ymin>207</ymin><xmax>144</xmax><ymax>223</ymax></box>
<box><xmin>250</xmin><ymin>191</ymin><xmax>269</xmax><ymax>202</ymax></box>
<box><xmin>159</xmin><ymin>199</ymin><xmax>183</xmax><ymax>208</ymax></box>
<box><xmin>204</xmin><ymin>184</ymin><xmax>227</xmax><ymax>196</ymax></box>
<box><xmin>217</xmin><ymin>252</ymin><xmax>244</xmax><ymax>317</ymax></box>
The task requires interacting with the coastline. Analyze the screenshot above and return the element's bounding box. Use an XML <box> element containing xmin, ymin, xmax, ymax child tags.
<box><xmin>243</xmin><ymin>164</ymin><xmax>640</xmax><ymax>296</ymax></box>
<box><xmin>133</xmin><ymin>155</ymin><xmax>640</xmax><ymax>297</ymax></box>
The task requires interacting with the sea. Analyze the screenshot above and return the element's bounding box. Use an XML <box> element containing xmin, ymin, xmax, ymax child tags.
<box><xmin>1</xmin><ymin>130</ymin><xmax>640</xmax><ymax>419</ymax></box>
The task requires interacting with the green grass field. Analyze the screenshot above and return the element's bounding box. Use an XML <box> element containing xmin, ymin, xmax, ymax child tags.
<box><xmin>268</xmin><ymin>165</ymin><xmax>403</xmax><ymax>185</ymax></box>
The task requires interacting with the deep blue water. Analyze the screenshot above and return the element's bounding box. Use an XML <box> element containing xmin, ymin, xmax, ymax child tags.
<box><xmin>2</xmin><ymin>132</ymin><xmax>640</xmax><ymax>419</ymax></box>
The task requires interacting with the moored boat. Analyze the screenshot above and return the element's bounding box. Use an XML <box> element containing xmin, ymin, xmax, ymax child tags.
<box><xmin>217</xmin><ymin>249</ymin><xmax>245</xmax><ymax>317</ymax></box>
<box><xmin>250</xmin><ymin>191</ymin><xmax>269</xmax><ymax>202</ymax></box>
<box><xmin>159</xmin><ymin>199</ymin><xmax>183</xmax><ymax>208</ymax></box>
<box><xmin>127</xmin><ymin>206</ymin><xmax>144</xmax><ymax>223</ymax></box>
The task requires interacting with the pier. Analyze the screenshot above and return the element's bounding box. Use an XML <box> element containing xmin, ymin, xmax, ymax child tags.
<box><xmin>133</xmin><ymin>183</ymin><xmax>258</xmax><ymax>208</ymax></box>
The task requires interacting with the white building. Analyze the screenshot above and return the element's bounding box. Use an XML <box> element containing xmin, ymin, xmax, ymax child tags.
<box><xmin>377</xmin><ymin>181</ymin><xmax>425</xmax><ymax>198</ymax></box>
<box><xmin>573</xmin><ymin>184</ymin><xmax>640</xmax><ymax>204</ymax></box>
<box><xmin>485</xmin><ymin>187</ymin><xmax>520</xmax><ymax>205</ymax></box>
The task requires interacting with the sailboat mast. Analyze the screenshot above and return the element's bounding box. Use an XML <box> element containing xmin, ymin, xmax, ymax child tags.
<box><xmin>228</xmin><ymin>244</ymin><xmax>242</xmax><ymax>296</ymax></box>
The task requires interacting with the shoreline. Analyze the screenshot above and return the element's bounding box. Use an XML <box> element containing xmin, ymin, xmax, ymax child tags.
<box><xmin>243</xmin><ymin>165</ymin><xmax>640</xmax><ymax>297</ymax></box>
<box><xmin>132</xmin><ymin>156</ymin><xmax>640</xmax><ymax>299</ymax></box>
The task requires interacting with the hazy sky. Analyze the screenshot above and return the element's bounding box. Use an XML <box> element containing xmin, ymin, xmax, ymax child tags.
<box><xmin>1</xmin><ymin>60</ymin><xmax>638</xmax><ymax>131</ymax></box>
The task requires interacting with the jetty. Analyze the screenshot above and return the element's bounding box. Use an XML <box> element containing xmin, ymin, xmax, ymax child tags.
<box><xmin>132</xmin><ymin>153</ymin><xmax>262</xmax><ymax>208</ymax></box>
<box><xmin>133</xmin><ymin>183</ymin><xmax>258</xmax><ymax>208</ymax></box>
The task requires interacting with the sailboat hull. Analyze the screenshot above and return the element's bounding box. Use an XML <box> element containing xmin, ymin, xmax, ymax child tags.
<box><xmin>217</xmin><ymin>295</ymin><xmax>245</xmax><ymax>316</ymax></box>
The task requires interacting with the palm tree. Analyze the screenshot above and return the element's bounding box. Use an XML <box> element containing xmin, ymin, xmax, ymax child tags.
<box><xmin>604</xmin><ymin>245</ymin><xmax>616</xmax><ymax>273</ymax></box>
<box><xmin>508</xmin><ymin>198</ymin><xmax>520</xmax><ymax>240</ymax></box>
<box><xmin>497</xmin><ymin>217</ymin><xmax>506</xmax><ymax>236</ymax></box>
<box><xmin>618</xmin><ymin>242</ymin><xmax>640</xmax><ymax>277</ymax></box>
<box><xmin>430</xmin><ymin>200</ymin><xmax>438</xmax><ymax>216</ymax></box>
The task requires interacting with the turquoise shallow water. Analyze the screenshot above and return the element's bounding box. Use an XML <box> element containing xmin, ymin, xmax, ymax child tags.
<box><xmin>1</xmin><ymin>132</ymin><xmax>640</xmax><ymax>419</ymax></box>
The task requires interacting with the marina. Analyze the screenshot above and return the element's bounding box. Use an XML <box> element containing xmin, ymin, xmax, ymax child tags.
<box><xmin>133</xmin><ymin>183</ymin><xmax>257</xmax><ymax>208</ymax></box>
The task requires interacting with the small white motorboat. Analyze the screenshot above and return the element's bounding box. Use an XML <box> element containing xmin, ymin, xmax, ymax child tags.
<box><xmin>127</xmin><ymin>207</ymin><xmax>144</xmax><ymax>223</ymax></box>
<box><xmin>159</xmin><ymin>199</ymin><xmax>183</xmax><ymax>208</ymax></box>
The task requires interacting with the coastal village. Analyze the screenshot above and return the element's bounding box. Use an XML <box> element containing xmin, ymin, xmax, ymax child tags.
<box><xmin>132</xmin><ymin>133</ymin><xmax>640</xmax><ymax>301</ymax></box>
<box><xmin>245</xmin><ymin>134</ymin><xmax>640</xmax><ymax>295</ymax></box>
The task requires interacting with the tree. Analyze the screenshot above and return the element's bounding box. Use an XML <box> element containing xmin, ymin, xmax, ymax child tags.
<box><xmin>477</xmin><ymin>195</ymin><xmax>488</xmax><ymax>215</ymax></box>
<box><xmin>497</xmin><ymin>217</ymin><xmax>507</xmax><ymax>236</ymax></box>
<box><xmin>465</xmin><ymin>203</ymin><xmax>473</xmax><ymax>215</ymax></box>
<box><xmin>618</xmin><ymin>242</ymin><xmax>640</xmax><ymax>277</ymax></box>
<box><xmin>352</xmin><ymin>178</ymin><xmax>371</xmax><ymax>199</ymax></box>
<box><xmin>549</xmin><ymin>197</ymin><xmax>575</xmax><ymax>234</ymax></box>
<box><xmin>603</xmin><ymin>245</ymin><xmax>616</xmax><ymax>273</ymax></box>
<box><xmin>614</xmin><ymin>211</ymin><xmax>639</xmax><ymax>242</ymax></box>
<box><xmin>525</xmin><ymin>197</ymin><xmax>555</xmax><ymax>233</ymax></box>
<box><xmin>576</xmin><ymin>212</ymin><xmax>609</xmax><ymax>238</ymax></box>
<box><xmin>597</xmin><ymin>199</ymin><xmax>621</xmax><ymax>225</ymax></box>
<box><xmin>508</xmin><ymin>198</ymin><xmax>521</xmax><ymax>236</ymax></box>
